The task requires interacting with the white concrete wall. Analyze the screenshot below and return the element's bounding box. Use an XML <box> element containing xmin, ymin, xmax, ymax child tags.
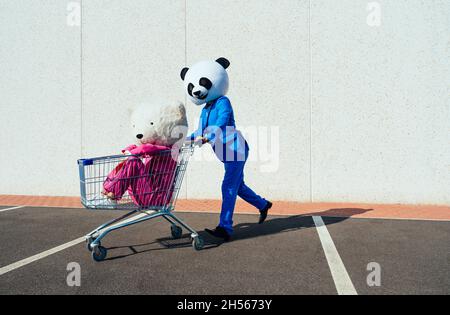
<box><xmin>0</xmin><ymin>0</ymin><xmax>81</xmax><ymax>195</ymax></box>
<box><xmin>0</xmin><ymin>0</ymin><xmax>448</xmax><ymax>205</ymax></box>
<box><xmin>310</xmin><ymin>0</ymin><xmax>450</xmax><ymax>204</ymax></box>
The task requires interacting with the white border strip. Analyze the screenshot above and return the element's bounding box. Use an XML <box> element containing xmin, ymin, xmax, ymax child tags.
<box><xmin>313</xmin><ymin>216</ymin><xmax>357</xmax><ymax>295</ymax></box>
<box><xmin>0</xmin><ymin>206</ymin><xmax>25</xmax><ymax>213</ymax></box>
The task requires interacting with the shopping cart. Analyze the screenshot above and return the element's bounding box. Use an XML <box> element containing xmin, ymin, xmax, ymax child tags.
<box><xmin>77</xmin><ymin>142</ymin><xmax>203</xmax><ymax>262</ymax></box>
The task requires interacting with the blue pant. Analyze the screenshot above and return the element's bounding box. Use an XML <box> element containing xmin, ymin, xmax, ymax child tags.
<box><xmin>219</xmin><ymin>158</ymin><xmax>268</xmax><ymax>235</ymax></box>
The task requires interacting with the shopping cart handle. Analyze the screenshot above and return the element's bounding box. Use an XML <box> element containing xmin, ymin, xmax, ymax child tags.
<box><xmin>77</xmin><ymin>153</ymin><xmax>140</xmax><ymax>166</ymax></box>
<box><xmin>78</xmin><ymin>158</ymin><xmax>94</xmax><ymax>166</ymax></box>
<box><xmin>183</xmin><ymin>139</ymin><xmax>201</xmax><ymax>148</ymax></box>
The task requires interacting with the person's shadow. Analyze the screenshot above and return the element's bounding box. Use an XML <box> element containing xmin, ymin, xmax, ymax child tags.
<box><xmin>102</xmin><ymin>207</ymin><xmax>372</xmax><ymax>261</ymax></box>
<box><xmin>231</xmin><ymin>207</ymin><xmax>372</xmax><ymax>242</ymax></box>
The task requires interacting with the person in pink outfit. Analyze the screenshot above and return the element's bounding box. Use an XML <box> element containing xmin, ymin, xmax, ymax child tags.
<box><xmin>102</xmin><ymin>143</ymin><xmax>178</xmax><ymax>207</ymax></box>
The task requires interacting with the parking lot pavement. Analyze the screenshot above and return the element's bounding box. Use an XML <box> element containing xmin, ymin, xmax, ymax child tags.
<box><xmin>0</xmin><ymin>206</ymin><xmax>448</xmax><ymax>295</ymax></box>
<box><xmin>323</xmin><ymin>217</ymin><xmax>450</xmax><ymax>295</ymax></box>
<box><xmin>0</xmin><ymin>207</ymin><xmax>336</xmax><ymax>295</ymax></box>
<box><xmin>0</xmin><ymin>207</ymin><xmax>120</xmax><ymax>267</ymax></box>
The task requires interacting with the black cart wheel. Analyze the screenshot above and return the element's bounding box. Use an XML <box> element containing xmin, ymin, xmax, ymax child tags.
<box><xmin>192</xmin><ymin>236</ymin><xmax>204</xmax><ymax>251</ymax></box>
<box><xmin>92</xmin><ymin>246</ymin><xmax>107</xmax><ymax>262</ymax></box>
<box><xmin>171</xmin><ymin>225</ymin><xmax>183</xmax><ymax>239</ymax></box>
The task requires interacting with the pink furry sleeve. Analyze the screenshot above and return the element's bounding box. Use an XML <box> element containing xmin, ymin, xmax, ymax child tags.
<box><xmin>121</xmin><ymin>144</ymin><xmax>137</xmax><ymax>154</ymax></box>
<box><xmin>128</xmin><ymin>144</ymin><xmax>170</xmax><ymax>156</ymax></box>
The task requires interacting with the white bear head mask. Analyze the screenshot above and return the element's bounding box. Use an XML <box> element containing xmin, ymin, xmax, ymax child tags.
<box><xmin>180</xmin><ymin>57</ymin><xmax>230</xmax><ymax>106</ymax></box>
<box><xmin>130</xmin><ymin>101</ymin><xmax>188</xmax><ymax>147</ymax></box>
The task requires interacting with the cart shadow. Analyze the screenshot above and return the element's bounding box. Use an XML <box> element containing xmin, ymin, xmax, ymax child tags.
<box><xmin>102</xmin><ymin>233</ymin><xmax>219</xmax><ymax>261</ymax></box>
<box><xmin>102</xmin><ymin>208</ymin><xmax>372</xmax><ymax>261</ymax></box>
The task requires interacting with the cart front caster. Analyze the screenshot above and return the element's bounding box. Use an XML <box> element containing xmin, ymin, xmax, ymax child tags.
<box><xmin>192</xmin><ymin>236</ymin><xmax>204</xmax><ymax>251</ymax></box>
<box><xmin>171</xmin><ymin>225</ymin><xmax>183</xmax><ymax>239</ymax></box>
<box><xmin>92</xmin><ymin>246</ymin><xmax>107</xmax><ymax>262</ymax></box>
<box><xmin>86</xmin><ymin>237</ymin><xmax>101</xmax><ymax>252</ymax></box>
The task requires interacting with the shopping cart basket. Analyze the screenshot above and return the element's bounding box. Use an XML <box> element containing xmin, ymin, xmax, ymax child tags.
<box><xmin>77</xmin><ymin>142</ymin><xmax>203</xmax><ymax>262</ymax></box>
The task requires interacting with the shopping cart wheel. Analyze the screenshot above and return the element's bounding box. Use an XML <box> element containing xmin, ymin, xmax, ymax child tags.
<box><xmin>192</xmin><ymin>236</ymin><xmax>204</xmax><ymax>251</ymax></box>
<box><xmin>171</xmin><ymin>225</ymin><xmax>183</xmax><ymax>239</ymax></box>
<box><xmin>92</xmin><ymin>246</ymin><xmax>107</xmax><ymax>262</ymax></box>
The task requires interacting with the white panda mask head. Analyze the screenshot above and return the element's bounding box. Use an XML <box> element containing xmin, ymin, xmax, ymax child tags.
<box><xmin>180</xmin><ymin>57</ymin><xmax>230</xmax><ymax>106</ymax></box>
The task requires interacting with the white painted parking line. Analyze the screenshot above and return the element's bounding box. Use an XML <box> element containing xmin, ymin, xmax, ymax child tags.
<box><xmin>313</xmin><ymin>216</ymin><xmax>357</xmax><ymax>295</ymax></box>
<box><xmin>0</xmin><ymin>210</ymin><xmax>156</xmax><ymax>276</ymax></box>
<box><xmin>0</xmin><ymin>237</ymin><xmax>85</xmax><ymax>276</ymax></box>
<box><xmin>0</xmin><ymin>206</ymin><xmax>25</xmax><ymax>213</ymax></box>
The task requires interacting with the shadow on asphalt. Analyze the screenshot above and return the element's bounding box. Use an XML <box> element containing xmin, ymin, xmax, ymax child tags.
<box><xmin>103</xmin><ymin>207</ymin><xmax>372</xmax><ymax>261</ymax></box>
<box><xmin>232</xmin><ymin>208</ymin><xmax>373</xmax><ymax>241</ymax></box>
<box><xmin>103</xmin><ymin>235</ymin><xmax>220</xmax><ymax>261</ymax></box>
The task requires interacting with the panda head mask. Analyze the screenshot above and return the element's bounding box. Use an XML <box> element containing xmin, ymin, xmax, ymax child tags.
<box><xmin>180</xmin><ymin>57</ymin><xmax>230</xmax><ymax>106</ymax></box>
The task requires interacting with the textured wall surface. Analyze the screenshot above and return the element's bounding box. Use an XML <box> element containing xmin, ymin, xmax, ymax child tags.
<box><xmin>0</xmin><ymin>0</ymin><xmax>449</xmax><ymax>204</ymax></box>
<box><xmin>310</xmin><ymin>0</ymin><xmax>450</xmax><ymax>204</ymax></box>
<box><xmin>0</xmin><ymin>1</ymin><xmax>81</xmax><ymax>195</ymax></box>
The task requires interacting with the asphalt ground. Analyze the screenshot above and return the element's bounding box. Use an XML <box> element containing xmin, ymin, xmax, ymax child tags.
<box><xmin>0</xmin><ymin>206</ymin><xmax>448</xmax><ymax>295</ymax></box>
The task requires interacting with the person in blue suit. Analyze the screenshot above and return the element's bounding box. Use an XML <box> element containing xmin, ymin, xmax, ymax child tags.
<box><xmin>181</xmin><ymin>57</ymin><xmax>272</xmax><ymax>241</ymax></box>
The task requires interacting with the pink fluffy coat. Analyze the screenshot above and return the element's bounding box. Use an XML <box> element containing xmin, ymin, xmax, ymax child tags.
<box><xmin>103</xmin><ymin>144</ymin><xmax>178</xmax><ymax>207</ymax></box>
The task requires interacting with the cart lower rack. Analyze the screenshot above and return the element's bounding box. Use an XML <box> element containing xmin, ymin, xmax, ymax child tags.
<box><xmin>77</xmin><ymin>143</ymin><xmax>203</xmax><ymax>262</ymax></box>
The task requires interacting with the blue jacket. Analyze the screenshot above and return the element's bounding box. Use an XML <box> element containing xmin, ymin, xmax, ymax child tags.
<box><xmin>189</xmin><ymin>96</ymin><xmax>248</xmax><ymax>162</ymax></box>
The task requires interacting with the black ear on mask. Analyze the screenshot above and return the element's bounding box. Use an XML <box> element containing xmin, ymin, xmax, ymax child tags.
<box><xmin>215</xmin><ymin>57</ymin><xmax>230</xmax><ymax>69</ymax></box>
<box><xmin>180</xmin><ymin>67</ymin><xmax>189</xmax><ymax>80</ymax></box>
